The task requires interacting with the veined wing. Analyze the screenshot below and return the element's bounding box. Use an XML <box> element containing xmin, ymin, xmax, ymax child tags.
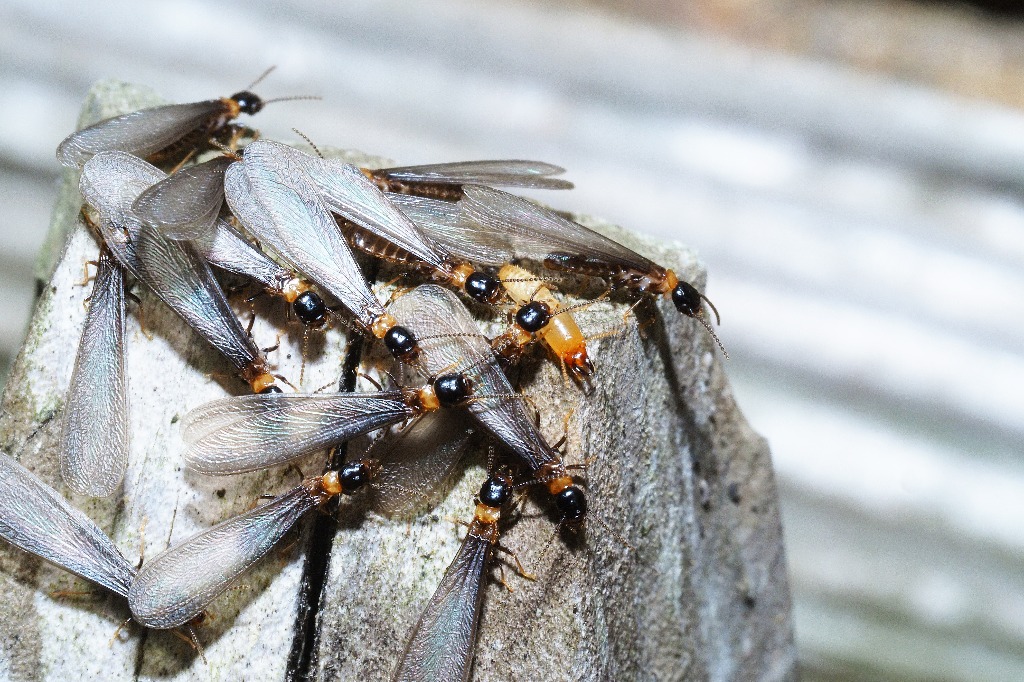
<box><xmin>387</xmin><ymin>285</ymin><xmax>557</xmax><ymax>471</ymax></box>
<box><xmin>135</xmin><ymin>222</ymin><xmax>262</xmax><ymax>375</ymax></box>
<box><xmin>87</xmin><ymin>151</ymin><xmax>284</xmax><ymax>288</ymax></box>
<box><xmin>461</xmin><ymin>185</ymin><xmax>660</xmax><ymax>275</ymax></box>
<box><xmin>369</xmin><ymin>410</ymin><xmax>475</xmax><ymax>518</ymax></box>
<box><xmin>387</xmin><ymin>193</ymin><xmax>512</xmax><ymax>266</ymax></box>
<box><xmin>393</xmin><ymin>530</ymin><xmax>492</xmax><ymax>682</ymax></box>
<box><xmin>378</xmin><ymin>159</ymin><xmax>573</xmax><ymax>190</ymax></box>
<box><xmin>194</xmin><ymin>219</ymin><xmax>296</xmax><ymax>294</ymax></box>
<box><xmin>132</xmin><ymin>155</ymin><xmax>233</xmax><ymax>241</ymax></box>
<box><xmin>57</xmin><ymin>100</ymin><xmax>222</xmax><ymax>169</ymax></box>
<box><xmin>268</xmin><ymin>143</ymin><xmax>451</xmax><ymax>272</ymax></box>
<box><xmin>80</xmin><ymin>151</ymin><xmax>168</xmax><ymax>276</ymax></box>
<box><xmin>226</xmin><ymin>153</ymin><xmax>384</xmax><ymax>328</ymax></box>
<box><xmin>60</xmin><ymin>249</ymin><xmax>129</xmax><ymax>497</ymax></box>
<box><xmin>0</xmin><ymin>451</ymin><xmax>137</xmax><ymax>598</ymax></box>
<box><xmin>182</xmin><ymin>392</ymin><xmax>415</xmax><ymax>475</ymax></box>
<box><xmin>128</xmin><ymin>485</ymin><xmax>318</xmax><ymax>628</ymax></box>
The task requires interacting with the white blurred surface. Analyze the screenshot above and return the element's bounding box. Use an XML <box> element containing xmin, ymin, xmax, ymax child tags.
<box><xmin>0</xmin><ymin>0</ymin><xmax>1021</xmax><ymax>679</ymax></box>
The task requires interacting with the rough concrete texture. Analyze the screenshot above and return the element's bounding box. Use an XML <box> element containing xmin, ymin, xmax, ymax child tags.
<box><xmin>0</xmin><ymin>82</ymin><xmax>795</xmax><ymax>681</ymax></box>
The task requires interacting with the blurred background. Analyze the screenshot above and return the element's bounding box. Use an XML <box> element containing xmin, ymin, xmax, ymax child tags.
<box><xmin>2</xmin><ymin>0</ymin><xmax>1023</xmax><ymax>679</ymax></box>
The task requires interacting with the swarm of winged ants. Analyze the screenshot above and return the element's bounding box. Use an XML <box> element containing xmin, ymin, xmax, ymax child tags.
<box><xmin>0</xmin><ymin>72</ymin><xmax>726</xmax><ymax>680</ymax></box>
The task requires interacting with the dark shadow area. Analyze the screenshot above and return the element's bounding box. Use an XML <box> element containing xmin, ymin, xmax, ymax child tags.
<box><xmin>286</xmin><ymin>257</ymin><xmax>380</xmax><ymax>681</ymax></box>
<box><xmin>913</xmin><ymin>0</ymin><xmax>1024</xmax><ymax>19</ymax></box>
<box><xmin>283</xmin><ymin>335</ymin><xmax>365</xmax><ymax>681</ymax></box>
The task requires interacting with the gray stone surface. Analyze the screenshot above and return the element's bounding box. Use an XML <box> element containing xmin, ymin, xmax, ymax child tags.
<box><xmin>0</xmin><ymin>82</ymin><xmax>794</xmax><ymax>681</ymax></box>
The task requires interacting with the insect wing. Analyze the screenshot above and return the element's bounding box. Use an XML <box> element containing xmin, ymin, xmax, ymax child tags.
<box><xmin>387</xmin><ymin>285</ymin><xmax>557</xmax><ymax>471</ymax></box>
<box><xmin>0</xmin><ymin>452</ymin><xmax>136</xmax><ymax>598</ymax></box>
<box><xmin>57</xmin><ymin>100</ymin><xmax>222</xmax><ymax>169</ymax></box>
<box><xmin>136</xmin><ymin>222</ymin><xmax>262</xmax><ymax>375</ymax></box>
<box><xmin>380</xmin><ymin>159</ymin><xmax>573</xmax><ymax>190</ymax></box>
<box><xmin>60</xmin><ymin>250</ymin><xmax>129</xmax><ymax>497</ymax></box>
<box><xmin>132</xmin><ymin>155</ymin><xmax>233</xmax><ymax>240</ymax></box>
<box><xmin>275</xmin><ymin>145</ymin><xmax>451</xmax><ymax>272</ymax></box>
<box><xmin>393</xmin><ymin>530</ymin><xmax>492</xmax><ymax>682</ymax></box>
<box><xmin>79</xmin><ymin>151</ymin><xmax>168</xmax><ymax>276</ymax></box>
<box><xmin>386</xmin><ymin>285</ymin><xmax>491</xmax><ymax>377</ymax></box>
<box><xmin>129</xmin><ymin>485</ymin><xmax>317</xmax><ymax>628</ymax></box>
<box><xmin>369</xmin><ymin>410</ymin><xmax>475</xmax><ymax>517</ymax></box>
<box><xmin>387</xmin><ymin>193</ymin><xmax>513</xmax><ymax>266</ymax></box>
<box><xmin>227</xmin><ymin>149</ymin><xmax>384</xmax><ymax>327</ymax></box>
<box><xmin>182</xmin><ymin>392</ymin><xmax>415</xmax><ymax>475</ymax></box>
<box><xmin>194</xmin><ymin>219</ymin><xmax>296</xmax><ymax>294</ymax></box>
<box><xmin>461</xmin><ymin>184</ymin><xmax>659</xmax><ymax>274</ymax></box>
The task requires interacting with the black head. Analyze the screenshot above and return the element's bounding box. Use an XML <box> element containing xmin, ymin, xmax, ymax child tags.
<box><xmin>293</xmin><ymin>291</ymin><xmax>327</xmax><ymax>327</ymax></box>
<box><xmin>671</xmin><ymin>281</ymin><xmax>702</xmax><ymax>318</ymax></box>
<box><xmin>383</xmin><ymin>325</ymin><xmax>418</xmax><ymax>360</ymax></box>
<box><xmin>230</xmin><ymin>91</ymin><xmax>265</xmax><ymax>115</ymax></box>
<box><xmin>554</xmin><ymin>485</ymin><xmax>587</xmax><ymax>523</ymax></box>
<box><xmin>515</xmin><ymin>301</ymin><xmax>551</xmax><ymax>333</ymax></box>
<box><xmin>433</xmin><ymin>373</ymin><xmax>473</xmax><ymax>407</ymax></box>
<box><xmin>257</xmin><ymin>384</ymin><xmax>282</xmax><ymax>394</ymax></box>
<box><xmin>339</xmin><ymin>461</ymin><xmax>371</xmax><ymax>494</ymax></box>
<box><xmin>478</xmin><ymin>476</ymin><xmax>511</xmax><ymax>508</ymax></box>
<box><xmin>465</xmin><ymin>271</ymin><xmax>502</xmax><ymax>305</ymax></box>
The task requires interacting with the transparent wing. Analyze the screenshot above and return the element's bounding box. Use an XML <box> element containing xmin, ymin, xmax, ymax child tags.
<box><xmin>83</xmin><ymin>154</ymin><xmax>266</xmax><ymax>377</ymax></box>
<box><xmin>226</xmin><ymin>148</ymin><xmax>384</xmax><ymax>328</ymax></box>
<box><xmin>387</xmin><ymin>193</ymin><xmax>513</xmax><ymax>266</ymax></box>
<box><xmin>0</xmin><ymin>452</ymin><xmax>137</xmax><ymax>598</ymax></box>
<box><xmin>57</xmin><ymin>100</ymin><xmax>222</xmax><ymax>169</ymax></box>
<box><xmin>132</xmin><ymin>155</ymin><xmax>233</xmax><ymax>240</ymax></box>
<box><xmin>378</xmin><ymin>159</ymin><xmax>573</xmax><ymax>190</ymax></box>
<box><xmin>387</xmin><ymin>285</ymin><xmax>557</xmax><ymax>472</ymax></box>
<box><xmin>393</xmin><ymin>530</ymin><xmax>491</xmax><ymax>682</ymax></box>
<box><xmin>128</xmin><ymin>485</ymin><xmax>317</xmax><ymax>628</ymax></box>
<box><xmin>80</xmin><ymin>151</ymin><xmax>168</xmax><ymax>277</ymax></box>
<box><xmin>273</xmin><ymin>145</ymin><xmax>451</xmax><ymax>272</ymax></box>
<box><xmin>136</xmin><ymin>222</ymin><xmax>262</xmax><ymax>375</ymax></box>
<box><xmin>60</xmin><ymin>249</ymin><xmax>129</xmax><ymax>497</ymax></box>
<box><xmin>182</xmin><ymin>392</ymin><xmax>415</xmax><ymax>475</ymax></box>
<box><xmin>368</xmin><ymin>410</ymin><xmax>475</xmax><ymax>518</ymax></box>
<box><xmin>194</xmin><ymin>219</ymin><xmax>295</xmax><ymax>294</ymax></box>
<box><xmin>461</xmin><ymin>185</ymin><xmax>659</xmax><ymax>274</ymax></box>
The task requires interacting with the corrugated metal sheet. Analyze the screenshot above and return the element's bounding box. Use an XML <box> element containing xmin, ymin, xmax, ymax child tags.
<box><xmin>0</xmin><ymin>0</ymin><xmax>1020</xmax><ymax>678</ymax></box>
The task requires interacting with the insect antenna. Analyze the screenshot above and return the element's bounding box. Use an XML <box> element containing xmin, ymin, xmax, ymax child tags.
<box><xmin>263</xmin><ymin>95</ymin><xmax>322</xmax><ymax>105</ymax></box>
<box><xmin>412</xmin><ymin>332</ymin><xmax>488</xmax><ymax>344</ymax></box>
<box><xmin>299</xmin><ymin>326</ymin><xmax>310</xmax><ymax>388</ymax></box>
<box><xmin>322</xmin><ymin>306</ymin><xmax>360</xmax><ymax>334</ymax></box>
<box><xmin>695</xmin><ymin>314</ymin><xmax>729</xmax><ymax>359</ymax></box>
<box><xmin>550</xmin><ymin>291</ymin><xmax>611</xmax><ymax>319</ymax></box>
<box><xmin>363</xmin><ymin>422</ymin><xmax>401</xmax><ymax>457</ymax></box>
<box><xmin>272</xmin><ymin>373</ymin><xmax>298</xmax><ymax>391</ymax></box>
<box><xmin>185</xmin><ymin>625</ymin><xmax>208</xmax><ymax>664</ymax></box>
<box><xmin>699</xmin><ymin>291</ymin><xmax>722</xmax><ymax>327</ymax></box>
<box><xmin>246</xmin><ymin>66</ymin><xmax>276</xmax><ymax>90</ymax></box>
<box><xmin>291</xmin><ymin>128</ymin><xmax>324</xmax><ymax>159</ymax></box>
<box><xmin>485</xmin><ymin>442</ymin><xmax>497</xmax><ymax>472</ymax></box>
<box><xmin>311</xmin><ymin>376</ymin><xmax>340</xmax><ymax>393</ymax></box>
<box><xmin>588</xmin><ymin>513</ymin><xmax>635</xmax><ymax>552</ymax></box>
<box><xmin>533</xmin><ymin>518</ymin><xmax>565</xmax><ymax>570</ymax></box>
